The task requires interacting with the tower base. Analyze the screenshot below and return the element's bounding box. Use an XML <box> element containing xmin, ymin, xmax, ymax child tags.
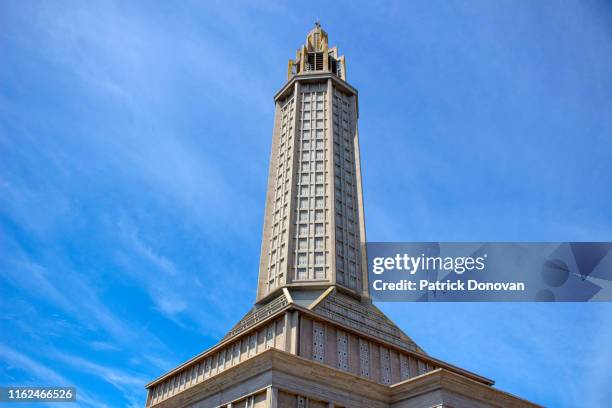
<box><xmin>145</xmin><ymin>289</ymin><xmax>540</xmax><ymax>408</ymax></box>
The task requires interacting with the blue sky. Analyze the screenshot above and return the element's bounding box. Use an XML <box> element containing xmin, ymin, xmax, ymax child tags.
<box><xmin>1</xmin><ymin>1</ymin><xmax>612</xmax><ymax>407</ymax></box>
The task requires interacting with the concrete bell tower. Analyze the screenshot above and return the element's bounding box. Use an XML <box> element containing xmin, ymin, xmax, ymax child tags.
<box><xmin>257</xmin><ymin>22</ymin><xmax>367</xmax><ymax>304</ymax></box>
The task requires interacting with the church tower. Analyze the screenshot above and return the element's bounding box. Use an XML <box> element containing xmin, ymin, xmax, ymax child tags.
<box><xmin>144</xmin><ymin>24</ymin><xmax>539</xmax><ymax>408</ymax></box>
<box><xmin>257</xmin><ymin>21</ymin><xmax>367</xmax><ymax>303</ymax></box>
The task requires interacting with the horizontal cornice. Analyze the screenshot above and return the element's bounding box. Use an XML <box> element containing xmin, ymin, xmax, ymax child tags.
<box><xmin>147</xmin><ymin>349</ymin><xmax>538</xmax><ymax>408</ymax></box>
<box><xmin>274</xmin><ymin>73</ymin><xmax>359</xmax><ymax>117</ymax></box>
<box><xmin>146</xmin><ymin>300</ymin><xmax>494</xmax><ymax>390</ymax></box>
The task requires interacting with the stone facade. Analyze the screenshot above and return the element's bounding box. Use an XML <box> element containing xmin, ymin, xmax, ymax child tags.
<box><xmin>145</xmin><ymin>24</ymin><xmax>540</xmax><ymax>408</ymax></box>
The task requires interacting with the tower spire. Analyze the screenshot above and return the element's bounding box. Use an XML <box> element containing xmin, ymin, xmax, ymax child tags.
<box><xmin>286</xmin><ymin>24</ymin><xmax>346</xmax><ymax>81</ymax></box>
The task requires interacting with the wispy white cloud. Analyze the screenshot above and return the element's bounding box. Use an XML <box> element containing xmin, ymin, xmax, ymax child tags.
<box><xmin>88</xmin><ymin>341</ymin><xmax>119</xmax><ymax>352</ymax></box>
<box><xmin>0</xmin><ymin>344</ymin><xmax>67</xmax><ymax>385</ymax></box>
<box><xmin>52</xmin><ymin>351</ymin><xmax>147</xmax><ymax>407</ymax></box>
<box><xmin>0</xmin><ymin>233</ymin><xmax>172</xmax><ymax>374</ymax></box>
<box><xmin>54</xmin><ymin>352</ymin><xmax>147</xmax><ymax>391</ymax></box>
<box><xmin>127</xmin><ymin>226</ymin><xmax>178</xmax><ymax>277</ymax></box>
<box><xmin>141</xmin><ymin>353</ymin><xmax>174</xmax><ymax>373</ymax></box>
<box><xmin>116</xmin><ymin>219</ymin><xmax>244</xmax><ymax>334</ymax></box>
<box><xmin>0</xmin><ymin>344</ymin><xmax>110</xmax><ymax>408</ymax></box>
<box><xmin>1</xmin><ymin>244</ymin><xmax>129</xmax><ymax>343</ymax></box>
